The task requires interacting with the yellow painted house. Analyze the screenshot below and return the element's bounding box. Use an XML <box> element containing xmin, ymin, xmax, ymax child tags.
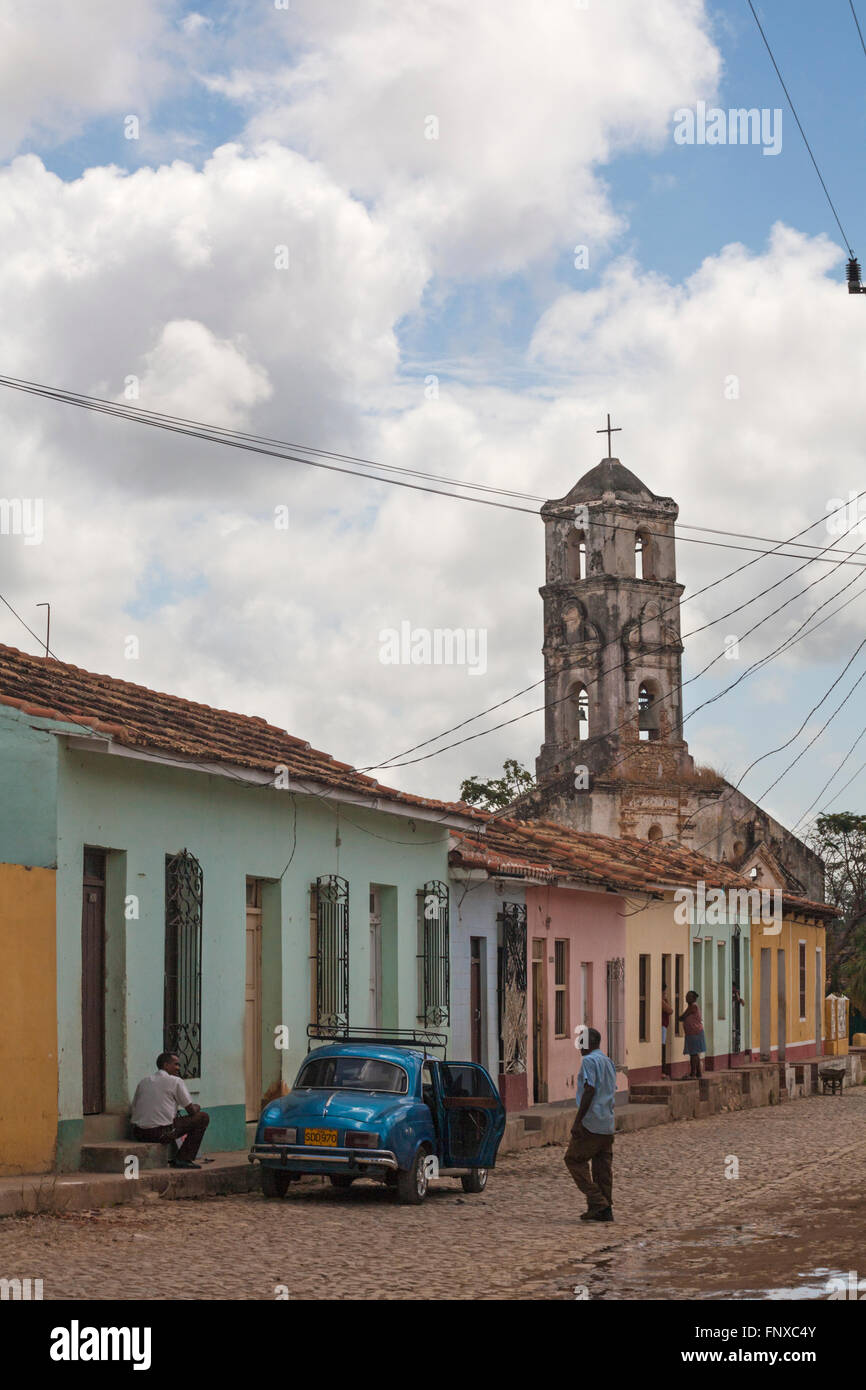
<box><xmin>0</xmin><ymin>863</ymin><xmax>58</xmax><ymax>1174</ymax></box>
<box><xmin>750</xmin><ymin>903</ymin><xmax>833</xmax><ymax>1063</ymax></box>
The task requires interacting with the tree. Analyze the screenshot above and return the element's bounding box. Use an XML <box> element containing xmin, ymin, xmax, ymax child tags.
<box><xmin>459</xmin><ymin>759</ymin><xmax>534</xmax><ymax>812</ymax></box>
<box><xmin>807</xmin><ymin>813</ymin><xmax>866</xmax><ymax>1012</ymax></box>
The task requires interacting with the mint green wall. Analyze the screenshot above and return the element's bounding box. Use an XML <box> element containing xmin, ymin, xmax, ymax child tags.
<box><xmin>689</xmin><ymin>905</ymin><xmax>752</xmax><ymax>1058</ymax></box>
<box><xmin>0</xmin><ymin>708</ymin><xmax>61</xmax><ymax>867</ymax></box>
<box><xmin>54</xmin><ymin>744</ymin><xmax>451</xmax><ymax>1163</ymax></box>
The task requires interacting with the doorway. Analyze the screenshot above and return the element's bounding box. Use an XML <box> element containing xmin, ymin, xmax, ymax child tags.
<box><xmin>531</xmin><ymin>939</ymin><xmax>546</xmax><ymax>1103</ymax></box>
<box><xmin>470</xmin><ymin>937</ymin><xmax>485</xmax><ymax>1063</ymax></box>
<box><xmin>760</xmin><ymin>948</ymin><xmax>772</xmax><ymax>1061</ymax></box>
<box><xmin>815</xmin><ymin>947</ymin><xmax>823</xmax><ymax>1056</ymax></box>
<box><xmin>776</xmin><ymin>948</ymin><xmax>786</xmax><ymax>1063</ymax></box>
<box><xmin>245</xmin><ymin>879</ymin><xmax>263</xmax><ymax>1122</ymax></box>
<box><xmin>81</xmin><ymin>849</ymin><xmax>107</xmax><ymax>1115</ymax></box>
<box><xmin>369</xmin><ymin>888</ymin><xmax>383</xmax><ymax>1028</ymax></box>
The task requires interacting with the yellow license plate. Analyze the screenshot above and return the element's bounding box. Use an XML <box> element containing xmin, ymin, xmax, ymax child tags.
<box><xmin>305</xmin><ymin>1128</ymin><xmax>338</xmax><ymax>1147</ymax></box>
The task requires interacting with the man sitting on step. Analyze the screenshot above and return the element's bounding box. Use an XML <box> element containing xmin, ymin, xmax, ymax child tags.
<box><xmin>130</xmin><ymin>1051</ymin><xmax>210</xmax><ymax>1169</ymax></box>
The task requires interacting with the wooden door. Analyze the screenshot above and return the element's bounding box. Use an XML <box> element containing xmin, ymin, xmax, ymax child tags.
<box><xmin>81</xmin><ymin>850</ymin><xmax>107</xmax><ymax>1115</ymax></box>
<box><xmin>815</xmin><ymin>948</ymin><xmax>823</xmax><ymax>1056</ymax></box>
<box><xmin>777</xmin><ymin>948</ymin><xmax>786</xmax><ymax>1062</ymax></box>
<box><xmin>245</xmin><ymin>880</ymin><xmax>263</xmax><ymax>1122</ymax></box>
<box><xmin>760</xmin><ymin>948</ymin><xmax>772</xmax><ymax>1061</ymax></box>
<box><xmin>531</xmin><ymin>941</ymin><xmax>546</xmax><ymax>1103</ymax></box>
<box><xmin>470</xmin><ymin>937</ymin><xmax>483</xmax><ymax>1063</ymax></box>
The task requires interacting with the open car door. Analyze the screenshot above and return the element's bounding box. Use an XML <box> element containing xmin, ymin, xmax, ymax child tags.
<box><xmin>437</xmin><ymin>1061</ymin><xmax>506</xmax><ymax>1168</ymax></box>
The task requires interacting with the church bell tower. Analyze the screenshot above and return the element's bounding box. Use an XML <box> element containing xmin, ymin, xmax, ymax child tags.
<box><xmin>535</xmin><ymin>442</ymin><xmax>696</xmax><ymax>797</ymax></box>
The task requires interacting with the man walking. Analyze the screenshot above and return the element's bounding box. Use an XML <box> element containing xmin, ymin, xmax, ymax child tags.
<box><xmin>564</xmin><ymin>1027</ymin><xmax>617</xmax><ymax>1222</ymax></box>
<box><xmin>131</xmin><ymin>1052</ymin><xmax>210</xmax><ymax>1169</ymax></box>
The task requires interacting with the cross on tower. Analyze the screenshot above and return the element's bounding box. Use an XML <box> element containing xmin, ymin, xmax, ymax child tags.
<box><xmin>596</xmin><ymin>413</ymin><xmax>621</xmax><ymax>457</ymax></box>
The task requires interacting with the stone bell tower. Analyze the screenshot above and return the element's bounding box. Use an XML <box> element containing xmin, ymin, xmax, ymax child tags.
<box><xmin>530</xmin><ymin>449</ymin><xmax>697</xmax><ymax>837</ymax></box>
<box><xmin>511</xmin><ymin>431</ymin><xmax>827</xmax><ymax>896</ymax></box>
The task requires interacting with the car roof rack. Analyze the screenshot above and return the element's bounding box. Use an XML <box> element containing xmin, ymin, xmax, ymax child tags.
<box><xmin>306</xmin><ymin>1024</ymin><xmax>448</xmax><ymax>1057</ymax></box>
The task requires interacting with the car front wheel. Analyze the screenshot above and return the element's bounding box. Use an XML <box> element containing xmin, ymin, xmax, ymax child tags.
<box><xmin>396</xmin><ymin>1148</ymin><xmax>430</xmax><ymax>1205</ymax></box>
<box><xmin>260</xmin><ymin>1166</ymin><xmax>291</xmax><ymax>1199</ymax></box>
<box><xmin>461</xmin><ymin>1168</ymin><xmax>488</xmax><ymax>1194</ymax></box>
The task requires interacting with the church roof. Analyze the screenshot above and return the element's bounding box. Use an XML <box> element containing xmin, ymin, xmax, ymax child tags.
<box><xmin>566</xmin><ymin>457</ymin><xmax>657</xmax><ymax>504</ymax></box>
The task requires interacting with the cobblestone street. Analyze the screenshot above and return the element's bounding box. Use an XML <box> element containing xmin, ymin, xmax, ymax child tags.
<box><xmin>3</xmin><ymin>1089</ymin><xmax>864</xmax><ymax>1300</ymax></box>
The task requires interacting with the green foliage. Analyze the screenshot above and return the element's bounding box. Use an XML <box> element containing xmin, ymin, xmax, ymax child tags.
<box><xmin>459</xmin><ymin>758</ymin><xmax>534</xmax><ymax>812</ymax></box>
<box><xmin>808</xmin><ymin>814</ymin><xmax>866</xmax><ymax>1012</ymax></box>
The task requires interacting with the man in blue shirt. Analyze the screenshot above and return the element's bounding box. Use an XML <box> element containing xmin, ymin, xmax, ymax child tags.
<box><xmin>564</xmin><ymin>1027</ymin><xmax>617</xmax><ymax>1222</ymax></box>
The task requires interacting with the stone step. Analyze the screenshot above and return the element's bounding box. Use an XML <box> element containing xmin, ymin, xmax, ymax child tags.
<box><xmin>615</xmin><ymin>1103</ymin><xmax>671</xmax><ymax>1133</ymax></box>
<box><xmin>80</xmin><ymin>1141</ymin><xmax>175</xmax><ymax>1174</ymax></box>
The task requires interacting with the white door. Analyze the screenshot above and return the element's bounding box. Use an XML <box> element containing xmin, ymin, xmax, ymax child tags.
<box><xmin>369</xmin><ymin>888</ymin><xmax>382</xmax><ymax>1028</ymax></box>
<box><xmin>245</xmin><ymin>880</ymin><xmax>263</xmax><ymax>1121</ymax></box>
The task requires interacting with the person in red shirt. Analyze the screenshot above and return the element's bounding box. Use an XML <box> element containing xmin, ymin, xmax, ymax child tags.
<box><xmin>679</xmin><ymin>991</ymin><xmax>706</xmax><ymax>1079</ymax></box>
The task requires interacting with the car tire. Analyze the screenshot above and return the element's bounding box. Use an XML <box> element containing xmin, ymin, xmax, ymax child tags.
<box><xmin>396</xmin><ymin>1147</ymin><xmax>430</xmax><ymax>1205</ymax></box>
<box><xmin>260</xmin><ymin>1166</ymin><xmax>291</xmax><ymax>1199</ymax></box>
<box><xmin>329</xmin><ymin>1175</ymin><xmax>355</xmax><ymax>1189</ymax></box>
<box><xmin>461</xmin><ymin>1168</ymin><xmax>488</xmax><ymax>1194</ymax></box>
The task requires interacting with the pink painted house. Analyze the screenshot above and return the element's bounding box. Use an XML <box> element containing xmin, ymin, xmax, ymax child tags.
<box><xmin>524</xmin><ymin>883</ymin><xmax>628</xmax><ymax>1104</ymax></box>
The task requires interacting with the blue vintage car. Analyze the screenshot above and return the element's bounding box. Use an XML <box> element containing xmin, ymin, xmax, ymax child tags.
<box><xmin>249</xmin><ymin>1031</ymin><xmax>506</xmax><ymax>1204</ymax></box>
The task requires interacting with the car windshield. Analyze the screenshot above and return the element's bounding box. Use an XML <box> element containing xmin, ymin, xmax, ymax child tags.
<box><xmin>296</xmin><ymin>1056</ymin><xmax>408</xmax><ymax>1093</ymax></box>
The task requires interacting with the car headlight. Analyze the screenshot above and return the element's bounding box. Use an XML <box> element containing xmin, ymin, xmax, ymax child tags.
<box><xmin>263</xmin><ymin>1127</ymin><xmax>297</xmax><ymax>1144</ymax></box>
<box><xmin>345</xmin><ymin>1131</ymin><xmax>380</xmax><ymax>1149</ymax></box>
<box><xmin>263</xmin><ymin>1106</ymin><xmax>283</xmax><ymax>1122</ymax></box>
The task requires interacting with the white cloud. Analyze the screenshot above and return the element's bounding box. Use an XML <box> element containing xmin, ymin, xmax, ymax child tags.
<box><xmin>0</xmin><ymin>0</ymin><xmax>177</xmax><ymax>158</ymax></box>
<box><xmin>223</xmin><ymin>0</ymin><xmax>721</xmax><ymax>275</ymax></box>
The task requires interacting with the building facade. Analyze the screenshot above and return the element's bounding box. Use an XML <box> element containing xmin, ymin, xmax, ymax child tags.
<box><xmin>0</xmin><ymin>644</ymin><xmax>472</xmax><ymax>1174</ymax></box>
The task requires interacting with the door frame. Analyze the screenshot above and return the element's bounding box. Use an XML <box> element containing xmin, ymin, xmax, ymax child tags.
<box><xmin>81</xmin><ymin>848</ymin><xmax>107</xmax><ymax>1116</ymax></box>
<box><xmin>245</xmin><ymin>878</ymin><xmax>263</xmax><ymax>1122</ymax></box>
<box><xmin>531</xmin><ymin>940</ymin><xmax>546</xmax><ymax>1103</ymax></box>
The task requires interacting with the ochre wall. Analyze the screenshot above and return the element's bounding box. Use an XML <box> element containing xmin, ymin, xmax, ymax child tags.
<box><xmin>0</xmin><ymin>863</ymin><xmax>57</xmax><ymax>1174</ymax></box>
<box><xmin>749</xmin><ymin>916</ymin><xmax>826</xmax><ymax>1063</ymax></box>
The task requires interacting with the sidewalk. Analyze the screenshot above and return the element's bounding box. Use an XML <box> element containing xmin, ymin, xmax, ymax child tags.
<box><xmin>0</xmin><ymin>1151</ymin><xmax>256</xmax><ymax>1219</ymax></box>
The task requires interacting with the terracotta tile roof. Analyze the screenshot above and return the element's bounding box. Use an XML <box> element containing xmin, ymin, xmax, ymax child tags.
<box><xmin>0</xmin><ymin>643</ymin><xmax>838</xmax><ymax>919</ymax></box>
<box><xmin>0</xmin><ymin>643</ymin><xmax>482</xmax><ymax>822</ymax></box>
<box><xmin>450</xmin><ymin>817</ymin><xmax>837</xmax><ymax>918</ymax></box>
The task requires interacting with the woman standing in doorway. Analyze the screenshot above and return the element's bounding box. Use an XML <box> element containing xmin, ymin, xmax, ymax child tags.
<box><xmin>679</xmin><ymin>990</ymin><xmax>706</xmax><ymax>1079</ymax></box>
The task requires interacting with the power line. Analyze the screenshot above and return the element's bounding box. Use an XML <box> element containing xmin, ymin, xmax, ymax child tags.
<box><xmin>2</xmin><ymin>372</ymin><xmax>866</xmax><ymax>567</ymax></box>
<box><xmin>364</xmin><ymin>490</ymin><xmax>866</xmax><ymax>772</ymax></box>
<box><xmin>747</xmin><ymin>0</ymin><xmax>856</xmax><ymax>256</ymax></box>
<box><xmin>792</xmin><ymin>721</ymin><xmax>866</xmax><ymax>831</ymax></box>
<box><xmin>850</xmin><ymin>0</ymin><xmax>866</xmax><ymax>60</ymax></box>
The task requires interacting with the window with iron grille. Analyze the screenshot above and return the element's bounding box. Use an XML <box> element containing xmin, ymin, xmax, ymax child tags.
<box><xmin>418</xmin><ymin>880</ymin><xmax>450</xmax><ymax>1027</ymax></box>
<box><xmin>606</xmin><ymin>957</ymin><xmax>625</xmax><ymax>1066</ymax></box>
<box><xmin>554</xmin><ymin>939</ymin><xmax>568</xmax><ymax>1038</ymax></box>
<box><xmin>312</xmin><ymin>875</ymin><xmax>349</xmax><ymax>1028</ymax></box>
<box><xmin>499</xmin><ymin>901</ymin><xmax>527</xmax><ymax>1074</ymax></box>
<box><xmin>638</xmin><ymin>954</ymin><xmax>649</xmax><ymax>1042</ymax></box>
<box><xmin>164</xmin><ymin>849</ymin><xmax>203</xmax><ymax>1079</ymax></box>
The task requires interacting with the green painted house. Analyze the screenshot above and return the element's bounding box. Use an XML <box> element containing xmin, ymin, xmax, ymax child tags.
<box><xmin>0</xmin><ymin>644</ymin><xmax>472</xmax><ymax>1174</ymax></box>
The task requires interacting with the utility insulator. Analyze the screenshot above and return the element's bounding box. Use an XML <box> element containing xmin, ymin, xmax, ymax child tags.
<box><xmin>846</xmin><ymin>257</ymin><xmax>866</xmax><ymax>294</ymax></box>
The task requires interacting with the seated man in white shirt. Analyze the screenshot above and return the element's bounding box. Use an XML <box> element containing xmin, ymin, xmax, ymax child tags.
<box><xmin>130</xmin><ymin>1052</ymin><xmax>210</xmax><ymax>1169</ymax></box>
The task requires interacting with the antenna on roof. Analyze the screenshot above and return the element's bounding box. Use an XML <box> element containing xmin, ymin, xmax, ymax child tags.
<box><xmin>36</xmin><ymin>602</ymin><xmax>50</xmax><ymax>657</ymax></box>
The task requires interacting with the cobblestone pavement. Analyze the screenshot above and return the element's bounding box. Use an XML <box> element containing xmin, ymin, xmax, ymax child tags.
<box><xmin>2</xmin><ymin>1088</ymin><xmax>865</xmax><ymax>1300</ymax></box>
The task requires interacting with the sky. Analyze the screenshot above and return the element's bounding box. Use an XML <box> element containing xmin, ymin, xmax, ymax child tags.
<box><xmin>1</xmin><ymin>0</ymin><xmax>865</xmax><ymax>842</ymax></box>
